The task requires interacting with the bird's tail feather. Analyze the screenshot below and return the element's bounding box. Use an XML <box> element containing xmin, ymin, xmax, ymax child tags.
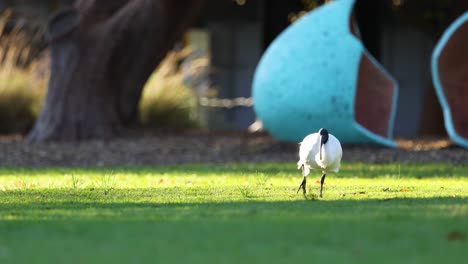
<box><xmin>297</xmin><ymin>160</ymin><xmax>310</xmax><ymax>176</ymax></box>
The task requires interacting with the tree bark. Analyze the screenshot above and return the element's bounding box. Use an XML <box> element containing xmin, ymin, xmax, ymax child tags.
<box><xmin>27</xmin><ymin>0</ymin><xmax>206</xmax><ymax>142</ymax></box>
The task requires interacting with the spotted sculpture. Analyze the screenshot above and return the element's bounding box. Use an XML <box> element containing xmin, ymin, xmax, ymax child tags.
<box><xmin>432</xmin><ymin>12</ymin><xmax>468</xmax><ymax>148</ymax></box>
<box><xmin>252</xmin><ymin>0</ymin><xmax>398</xmax><ymax>146</ymax></box>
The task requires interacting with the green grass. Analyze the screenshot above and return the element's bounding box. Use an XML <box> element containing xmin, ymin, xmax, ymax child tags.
<box><xmin>0</xmin><ymin>163</ymin><xmax>466</xmax><ymax>264</ymax></box>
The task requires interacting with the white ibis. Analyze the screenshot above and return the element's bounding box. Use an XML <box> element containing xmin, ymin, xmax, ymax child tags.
<box><xmin>296</xmin><ymin>128</ymin><xmax>342</xmax><ymax>198</ymax></box>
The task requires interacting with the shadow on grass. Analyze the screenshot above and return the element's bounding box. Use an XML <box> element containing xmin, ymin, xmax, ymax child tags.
<box><xmin>0</xmin><ymin>188</ymin><xmax>465</xmax><ymax>222</ymax></box>
<box><xmin>0</xmin><ymin>189</ymin><xmax>465</xmax><ymax>264</ymax></box>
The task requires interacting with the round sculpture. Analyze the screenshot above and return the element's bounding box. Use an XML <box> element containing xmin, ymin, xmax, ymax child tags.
<box><xmin>432</xmin><ymin>12</ymin><xmax>468</xmax><ymax>148</ymax></box>
<box><xmin>252</xmin><ymin>0</ymin><xmax>398</xmax><ymax>146</ymax></box>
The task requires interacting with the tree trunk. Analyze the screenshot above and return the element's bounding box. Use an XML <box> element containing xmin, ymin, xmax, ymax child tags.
<box><xmin>27</xmin><ymin>0</ymin><xmax>206</xmax><ymax>142</ymax></box>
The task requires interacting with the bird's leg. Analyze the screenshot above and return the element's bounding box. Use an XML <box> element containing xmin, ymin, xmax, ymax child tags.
<box><xmin>297</xmin><ymin>166</ymin><xmax>307</xmax><ymax>197</ymax></box>
<box><xmin>319</xmin><ymin>173</ymin><xmax>326</xmax><ymax>198</ymax></box>
<box><xmin>297</xmin><ymin>176</ymin><xmax>307</xmax><ymax>196</ymax></box>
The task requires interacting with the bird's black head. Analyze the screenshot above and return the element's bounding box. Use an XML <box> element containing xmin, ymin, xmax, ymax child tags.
<box><xmin>319</xmin><ymin>128</ymin><xmax>329</xmax><ymax>144</ymax></box>
<box><xmin>318</xmin><ymin>128</ymin><xmax>329</xmax><ymax>161</ymax></box>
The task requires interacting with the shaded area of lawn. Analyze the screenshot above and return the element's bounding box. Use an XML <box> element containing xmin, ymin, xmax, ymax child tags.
<box><xmin>0</xmin><ymin>163</ymin><xmax>467</xmax><ymax>264</ymax></box>
<box><xmin>0</xmin><ymin>197</ymin><xmax>466</xmax><ymax>264</ymax></box>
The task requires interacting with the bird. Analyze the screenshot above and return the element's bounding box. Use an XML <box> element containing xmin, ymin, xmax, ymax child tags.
<box><xmin>296</xmin><ymin>128</ymin><xmax>342</xmax><ymax>198</ymax></box>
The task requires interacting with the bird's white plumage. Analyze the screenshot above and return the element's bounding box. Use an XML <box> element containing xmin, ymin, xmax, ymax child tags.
<box><xmin>297</xmin><ymin>132</ymin><xmax>342</xmax><ymax>176</ymax></box>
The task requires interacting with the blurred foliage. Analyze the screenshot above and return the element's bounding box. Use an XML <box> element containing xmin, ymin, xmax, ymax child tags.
<box><xmin>0</xmin><ymin>9</ymin><xmax>45</xmax><ymax>66</ymax></box>
<box><xmin>0</xmin><ymin>10</ymin><xmax>47</xmax><ymax>134</ymax></box>
<box><xmin>0</xmin><ymin>9</ymin><xmax>210</xmax><ymax>134</ymax></box>
<box><xmin>139</xmin><ymin>48</ymin><xmax>202</xmax><ymax>130</ymax></box>
<box><xmin>382</xmin><ymin>0</ymin><xmax>468</xmax><ymax>37</ymax></box>
<box><xmin>289</xmin><ymin>0</ymin><xmax>465</xmax><ymax>38</ymax></box>
<box><xmin>289</xmin><ymin>0</ymin><xmax>331</xmax><ymax>23</ymax></box>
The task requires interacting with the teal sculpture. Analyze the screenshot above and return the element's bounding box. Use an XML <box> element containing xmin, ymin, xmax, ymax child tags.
<box><xmin>432</xmin><ymin>12</ymin><xmax>468</xmax><ymax>148</ymax></box>
<box><xmin>252</xmin><ymin>0</ymin><xmax>398</xmax><ymax>146</ymax></box>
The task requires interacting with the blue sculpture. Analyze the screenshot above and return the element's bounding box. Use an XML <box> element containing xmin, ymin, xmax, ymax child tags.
<box><xmin>432</xmin><ymin>12</ymin><xmax>468</xmax><ymax>148</ymax></box>
<box><xmin>252</xmin><ymin>0</ymin><xmax>398</xmax><ymax>146</ymax></box>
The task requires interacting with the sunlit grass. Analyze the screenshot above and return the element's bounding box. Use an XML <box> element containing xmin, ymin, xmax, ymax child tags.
<box><xmin>0</xmin><ymin>163</ymin><xmax>467</xmax><ymax>263</ymax></box>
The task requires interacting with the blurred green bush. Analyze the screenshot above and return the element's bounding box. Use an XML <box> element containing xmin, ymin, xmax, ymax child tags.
<box><xmin>139</xmin><ymin>49</ymin><xmax>201</xmax><ymax>130</ymax></box>
<box><xmin>0</xmin><ymin>11</ymin><xmax>47</xmax><ymax>134</ymax></box>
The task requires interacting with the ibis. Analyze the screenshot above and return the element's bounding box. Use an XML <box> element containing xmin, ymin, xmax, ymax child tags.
<box><xmin>296</xmin><ymin>128</ymin><xmax>342</xmax><ymax>198</ymax></box>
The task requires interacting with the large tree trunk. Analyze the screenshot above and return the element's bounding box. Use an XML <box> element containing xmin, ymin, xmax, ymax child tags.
<box><xmin>27</xmin><ymin>0</ymin><xmax>206</xmax><ymax>142</ymax></box>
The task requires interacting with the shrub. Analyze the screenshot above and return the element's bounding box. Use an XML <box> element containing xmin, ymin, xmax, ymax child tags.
<box><xmin>0</xmin><ymin>11</ymin><xmax>47</xmax><ymax>134</ymax></box>
<box><xmin>139</xmin><ymin>50</ymin><xmax>201</xmax><ymax>130</ymax></box>
<box><xmin>0</xmin><ymin>65</ymin><xmax>45</xmax><ymax>134</ymax></box>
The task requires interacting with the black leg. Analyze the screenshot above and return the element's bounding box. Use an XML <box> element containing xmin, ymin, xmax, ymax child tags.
<box><xmin>297</xmin><ymin>176</ymin><xmax>307</xmax><ymax>196</ymax></box>
<box><xmin>297</xmin><ymin>166</ymin><xmax>307</xmax><ymax>198</ymax></box>
<box><xmin>319</xmin><ymin>173</ymin><xmax>326</xmax><ymax>198</ymax></box>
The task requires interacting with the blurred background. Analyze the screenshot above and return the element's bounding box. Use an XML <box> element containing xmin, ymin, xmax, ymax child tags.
<box><xmin>0</xmin><ymin>0</ymin><xmax>466</xmax><ymax>140</ymax></box>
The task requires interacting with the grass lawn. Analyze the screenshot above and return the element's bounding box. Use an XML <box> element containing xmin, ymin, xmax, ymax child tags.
<box><xmin>0</xmin><ymin>163</ymin><xmax>466</xmax><ymax>264</ymax></box>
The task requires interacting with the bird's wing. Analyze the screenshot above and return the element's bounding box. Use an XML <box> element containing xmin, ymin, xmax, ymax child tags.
<box><xmin>298</xmin><ymin>133</ymin><xmax>319</xmax><ymax>162</ymax></box>
<box><xmin>328</xmin><ymin>134</ymin><xmax>343</xmax><ymax>172</ymax></box>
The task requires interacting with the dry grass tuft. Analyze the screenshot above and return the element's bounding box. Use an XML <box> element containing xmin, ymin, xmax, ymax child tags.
<box><xmin>0</xmin><ymin>10</ymin><xmax>47</xmax><ymax>134</ymax></box>
<box><xmin>139</xmin><ymin>48</ymin><xmax>209</xmax><ymax>130</ymax></box>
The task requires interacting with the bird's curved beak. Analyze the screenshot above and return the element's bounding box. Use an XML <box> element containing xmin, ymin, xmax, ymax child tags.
<box><xmin>320</xmin><ymin>135</ymin><xmax>324</xmax><ymax>161</ymax></box>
